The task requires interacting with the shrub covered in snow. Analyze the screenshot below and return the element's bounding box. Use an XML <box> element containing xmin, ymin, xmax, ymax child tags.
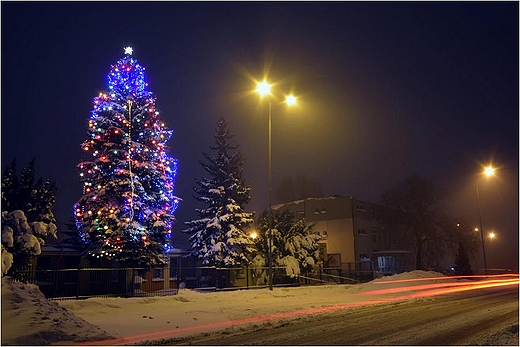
<box><xmin>1</xmin><ymin>245</ymin><xmax>14</xmax><ymax>275</ymax></box>
<box><xmin>1</xmin><ymin>210</ymin><xmax>57</xmax><ymax>277</ymax></box>
<box><xmin>255</xmin><ymin>210</ymin><xmax>322</xmax><ymax>277</ymax></box>
<box><xmin>1</xmin><ymin>159</ymin><xmax>58</xmax><ymax>280</ymax></box>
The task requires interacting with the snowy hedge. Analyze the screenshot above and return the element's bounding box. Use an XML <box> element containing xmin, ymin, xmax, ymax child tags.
<box><xmin>1</xmin><ymin>210</ymin><xmax>57</xmax><ymax>276</ymax></box>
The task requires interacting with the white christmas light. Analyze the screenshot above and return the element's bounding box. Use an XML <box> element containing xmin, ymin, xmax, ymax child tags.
<box><xmin>124</xmin><ymin>46</ymin><xmax>133</xmax><ymax>55</ymax></box>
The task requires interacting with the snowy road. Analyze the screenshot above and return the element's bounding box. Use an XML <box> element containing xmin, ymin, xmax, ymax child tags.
<box><xmin>144</xmin><ymin>285</ymin><xmax>518</xmax><ymax>346</ymax></box>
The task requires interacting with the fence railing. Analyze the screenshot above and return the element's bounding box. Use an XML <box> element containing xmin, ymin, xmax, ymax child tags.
<box><xmin>25</xmin><ymin>267</ymin><xmax>178</xmax><ymax>299</ymax></box>
<box><xmin>19</xmin><ymin>263</ymin><xmax>374</xmax><ymax>300</ymax></box>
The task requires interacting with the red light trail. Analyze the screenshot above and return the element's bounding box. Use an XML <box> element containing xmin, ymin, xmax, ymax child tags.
<box><xmin>371</xmin><ymin>273</ymin><xmax>518</xmax><ymax>284</ymax></box>
<box><xmin>363</xmin><ymin>277</ymin><xmax>519</xmax><ymax>296</ymax></box>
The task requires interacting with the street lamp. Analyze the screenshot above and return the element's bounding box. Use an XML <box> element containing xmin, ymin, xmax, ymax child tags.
<box><xmin>256</xmin><ymin>79</ymin><xmax>297</xmax><ymax>291</ymax></box>
<box><xmin>475</xmin><ymin>165</ymin><xmax>495</xmax><ymax>276</ymax></box>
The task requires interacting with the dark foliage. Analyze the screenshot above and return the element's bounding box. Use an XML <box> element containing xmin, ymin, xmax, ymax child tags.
<box><xmin>453</xmin><ymin>241</ymin><xmax>473</xmax><ymax>276</ymax></box>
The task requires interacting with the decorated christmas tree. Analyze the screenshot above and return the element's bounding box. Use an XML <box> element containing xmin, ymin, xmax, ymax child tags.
<box><xmin>74</xmin><ymin>47</ymin><xmax>180</xmax><ymax>268</ymax></box>
<box><xmin>184</xmin><ymin>117</ymin><xmax>254</xmax><ymax>267</ymax></box>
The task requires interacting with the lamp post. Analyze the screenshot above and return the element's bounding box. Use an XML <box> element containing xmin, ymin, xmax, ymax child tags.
<box><xmin>267</xmin><ymin>100</ymin><xmax>274</xmax><ymax>291</ymax></box>
<box><xmin>256</xmin><ymin>80</ymin><xmax>297</xmax><ymax>291</ymax></box>
<box><xmin>475</xmin><ymin>165</ymin><xmax>495</xmax><ymax>276</ymax></box>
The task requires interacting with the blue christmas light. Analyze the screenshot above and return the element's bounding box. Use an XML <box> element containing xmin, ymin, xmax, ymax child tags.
<box><xmin>74</xmin><ymin>47</ymin><xmax>181</xmax><ymax>264</ymax></box>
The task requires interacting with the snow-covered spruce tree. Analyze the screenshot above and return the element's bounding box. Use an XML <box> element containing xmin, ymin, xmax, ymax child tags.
<box><xmin>184</xmin><ymin>117</ymin><xmax>255</xmax><ymax>267</ymax></box>
<box><xmin>74</xmin><ymin>47</ymin><xmax>180</xmax><ymax>268</ymax></box>
<box><xmin>254</xmin><ymin>209</ymin><xmax>321</xmax><ymax>277</ymax></box>
<box><xmin>1</xmin><ymin>159</ymin><xmax>58</xmax><ymax>280</ymax></box>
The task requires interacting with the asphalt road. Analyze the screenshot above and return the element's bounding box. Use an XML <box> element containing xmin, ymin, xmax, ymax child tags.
<box><xmin>145</xmin><ymin>286</ymin><xmax>518</xmax><ymax>345</ymax></box>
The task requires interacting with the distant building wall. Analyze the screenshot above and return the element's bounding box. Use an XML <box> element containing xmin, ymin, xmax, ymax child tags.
<box><xmin>273</xmin><ymin>195</ymin><xmax>415</xmax><ymax>275</ymax></box>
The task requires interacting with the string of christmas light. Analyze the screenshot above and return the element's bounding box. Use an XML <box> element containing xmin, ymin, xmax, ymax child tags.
<box><xmin>74</xmin><ymin>47</ymin><xmax>181</xmax><ymax>265</ymax></box>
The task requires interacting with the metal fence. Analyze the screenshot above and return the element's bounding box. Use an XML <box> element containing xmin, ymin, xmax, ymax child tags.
<box><xmin>19</xmin><ymin>262</ymin><xmax>374</xmax><ymax>300</ymax></box>
<box><xmin>25</xmin><ymin>267</ymin><xmax>178</xmax><ymax>299</ymax></box>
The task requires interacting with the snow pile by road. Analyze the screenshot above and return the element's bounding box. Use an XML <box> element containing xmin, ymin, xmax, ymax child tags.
<box><xmin>1</xmin><ymin>276</ymin><xmax>111</xmax><ymax>345</ymax></box>
<box><xmin>1</xmin><ymin>270</ymin><xmax>517</xmax><ymax>345</ymax></box>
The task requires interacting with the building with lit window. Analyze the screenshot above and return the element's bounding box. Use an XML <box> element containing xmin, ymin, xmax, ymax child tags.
<box><xmin>272</xmin><ymin>195</ymin><xmax>415</xmax><ymax>278</ymax></box>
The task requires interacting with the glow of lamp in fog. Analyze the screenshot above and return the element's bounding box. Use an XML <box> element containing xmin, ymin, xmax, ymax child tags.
<box><xmin>484</xmin><ymin>166</ymin><xmax>496</xmax><ymax>177</ymax></box>
<box><xmin>256</xmin><ymin>80</ymin><xmax>272</xmax><ymax>97</ymax></box>
<box><xmin>285</xmin><ymin>95</ymin><xmax>297</xmax><ymax>106</ymax></box>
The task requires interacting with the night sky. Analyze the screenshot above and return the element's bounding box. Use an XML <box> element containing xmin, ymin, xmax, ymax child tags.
<box><xmin>2</xmin><ymin>2</ymin><xmax>518</xmax><ymax>269</ymax></box>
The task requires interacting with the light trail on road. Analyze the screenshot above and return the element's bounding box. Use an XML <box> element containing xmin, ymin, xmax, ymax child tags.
<box><xmin>77</xmin><ymin>275</ymin><xmax>519</xmax><ymax>346</ymax></box>
<box><xmin>362</xmin><ymin>277</ymin><xmax>519</xmax><ymax>296</ymax></box>
<box><xmin>401</xmin><ymin>278</ymin><xmax>519</xmax><ymax>299</ymax></box>
<box><xmin>371</xmin><ymin>273</ymin><xmax>518</xmax><ymax>284</ymax></box>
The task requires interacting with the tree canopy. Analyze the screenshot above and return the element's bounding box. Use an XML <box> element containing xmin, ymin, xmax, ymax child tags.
<box><xmin>381</xmin><ymin>175</ymin><xmax>444</xmax><ymax>270</ymax></box>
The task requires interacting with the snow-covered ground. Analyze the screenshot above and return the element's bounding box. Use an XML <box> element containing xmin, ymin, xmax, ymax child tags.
<box><xmin>1</xmin><ymin>276</ymin><xmax>109</xmax><ymax>345</ymax></box>
<box><xmin>1</xmin><ymin>270</ymin><xmax>518</xmax><ymax>345</ymax></box>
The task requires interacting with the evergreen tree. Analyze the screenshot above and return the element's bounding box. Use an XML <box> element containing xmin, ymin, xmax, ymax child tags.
<box><xmin>1</xmin><ymin>159</ymin><xmax>19</xmax><ymax>211</ymax></box>
<box><xmin>454</xmin><ymin>241</ymin><xmax>473</xmax><ymax>276</ymax></box>
<box><xmin>59</xmin><ymin>216</ymin><xmax>88</xmax><ymax>250</ymax></box>
<box><xmin>1</xmin><ymin>159</ymin><xmax>58</xmax><ymax>280</ymax></box>
<box><xmin>254</xmin><ymin>209</ymin><xmax>321</xmax><ymax>276</ymax></box>
<box><xmin>1</xmin><ymin>159</ymin><xmax>58</xmax><ymax>225</ymax></box>
<box><xmin>74</xmin><ymin>47</ymin><xmax>180</xmax><ymax>268</ymax></box>
<box><xmin>184</xmin><ymin>117</ymin><xmax>254</xmax><ymax>267</ymax></box>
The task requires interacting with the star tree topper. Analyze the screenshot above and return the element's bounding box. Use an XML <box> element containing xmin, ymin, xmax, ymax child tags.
<box><xmin>124</xmin><ymin>46</ymin><xmax>133</xmax><ymax>55</ymax></box>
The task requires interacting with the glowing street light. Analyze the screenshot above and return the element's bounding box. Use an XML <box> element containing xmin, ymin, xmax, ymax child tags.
<box><xmin>256</xmin><ymin>80</ymin><xmax>272</xmax><ymax>97</ymax></box>
<box><xmin>255</xmin><ymin>78</ymin><xmax>298</xmax><ymax>291</ymax></box>
<box><xmin>475</xmin><ymin>164</ymin><xmax>496</xmax><ymax>276</ymax></box>
<box><xmin>484</xmin><ymin>166</ymin><xmax>496</xmax><ymax>177</ymax></box>
<box><xmin>285</xmin><ymin>95</ymin><xmax>297</xmax><ymax>106</ymax></box>
<box><xmin>489</xmin><ymin>231</ymin><xmax>496</xmax><ymax>240</ymax></box>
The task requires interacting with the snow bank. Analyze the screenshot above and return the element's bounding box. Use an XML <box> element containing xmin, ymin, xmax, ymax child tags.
<box><xmin>1</xmin><ymin>277</ymin><xmax>111</xmax><ymax>345</ymax></box>
<box><xmin>1</xmin><ymin>270</ymin><xmax>517</xmax><ymax>345</ymax></box>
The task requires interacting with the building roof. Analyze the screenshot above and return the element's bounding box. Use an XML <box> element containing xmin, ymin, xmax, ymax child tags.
<box><xmin>272</xmin><ymin>196</ymin><xmax>358</xmax><ymax>210</ymax></box>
